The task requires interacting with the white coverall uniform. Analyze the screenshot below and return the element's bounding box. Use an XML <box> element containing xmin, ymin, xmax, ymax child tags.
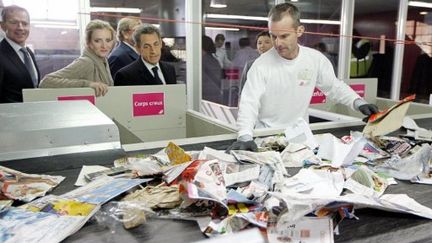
<box><xmin>237</xmin><ymin>45</ymin><xmax>361</xmax><ymax>138</ymax></box>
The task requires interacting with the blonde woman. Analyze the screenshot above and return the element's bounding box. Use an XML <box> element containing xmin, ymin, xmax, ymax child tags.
<box><xmin>39</xmin><ymin>20</ymin><xmax>115</xmax><ymax>97</ymax></box>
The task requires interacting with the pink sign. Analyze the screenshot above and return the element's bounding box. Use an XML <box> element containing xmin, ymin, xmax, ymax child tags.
<box><xmin>133</xmin><ymin>93</ymin><xmax>165</xmax><ymax>117</ymax></box>
<box><xmin>225</xmin><ymin>68</ymin><xmax>240</xmax><ymax>80</ymax></box>
<box><xmin>310</xmin><ymin>88</ymin><xmax>326</xmax><ymax>104</ymax></box>
<box><xmin>57</xmin><ymin>95</ymin><xmax>95</xmax><ymax>104</ymax></box>
<box><xmin>350</xmin><ymin>84</ymin><xmax>366</xmax><ymax>97</ymax></box>
<box><xmin>310</xmin><ymin>84</ymin><xmax>366</xmax><ymax>104</ymax></box>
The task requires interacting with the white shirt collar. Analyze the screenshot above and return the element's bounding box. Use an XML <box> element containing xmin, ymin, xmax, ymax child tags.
<box><xmin>141</xmin><ymin>58</ymin><xmax>166</xmax><ymax>84</ymax></box>
<box><xmin>122</xmin><ymin>41</ymin><xmax>138</xmax><ymax>54</ymax></box>
<box><xmin>5</xmin><ymin>37</ymin><xmax>27</xmax><ymax>53</ymax></box>
<box><xmin>141</xmin><ymin>58</ymin><xmax>161</xmax><ymax>72</ymax></box>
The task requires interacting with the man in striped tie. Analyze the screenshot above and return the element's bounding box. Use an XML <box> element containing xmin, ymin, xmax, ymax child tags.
<box><xmin>0</xmin><ymin>5</ymin><xmax>40</xmax><ymax>103</ymax></box>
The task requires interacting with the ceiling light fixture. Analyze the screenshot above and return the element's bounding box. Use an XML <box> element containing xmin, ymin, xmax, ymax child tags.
<box><xmin>205</xmin><ymin>14</ymin><xmax>341</xmax><ymax>25</ymax></box>
<box><xmin>32</xmin><ymin>20</ymin><xmax>78</xmax><ymax>29</ymax></box>
<box><xmin>409</xmin><ymin>1</ymin><xmax>432</xmax><ymax>8</ymax></box>
<box><xmin>301</xmin><ymin>19</ymin><xmax>341</xmax><ymax>25</ymax></box>
<box><xmin>205</xmin><ymin>26</ymin><xmax>240</xmax><ymax>31</ymax></box>
<box><xmin>90</xmin><ymin>7</ymin><xmax>142</xmax><ymax>13</ymax></box>
<box><xmin>420</xmin><ymin>11</ymin><xmax>428</xmax><ymax>15</ymax></box>
<box><xmin>32</xmin><ymin>20</ymin><xmax>76</xmax><ymax>26</ymax></box>
<box><xmin>210</xmin><ymin>0</ymin><xmax>227</xmax><ymax>8</ymax></box>
<box><xmin>206</xmin><ymin>14</ymin><xmax>267</xmax><ymax>21</ymax></box>
<box><xmin>34</xmin><ymin>24</ymin><xmax>78</xmax><ymax>29</ymax></box>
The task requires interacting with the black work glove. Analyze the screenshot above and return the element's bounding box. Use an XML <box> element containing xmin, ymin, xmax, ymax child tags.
<box><xmin>226</xmin><ymin>140</ymin><xmax>258</xmax><ymax>153</ymax></box>
<box><xmin>358</xmin><ymin>104</ymin><xmax>379</xmax><ymax>122</ymax></box>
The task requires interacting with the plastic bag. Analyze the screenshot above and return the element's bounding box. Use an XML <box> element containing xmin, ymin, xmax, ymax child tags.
<box><xmin>374</xmin><ymin>144</ymin><xmax>432</xmax><ymax>180</ymax></box>
<box><xmin>94</xmin><ymin>201</ymin><xmax>154</xmax><ymax>231</ymax></box>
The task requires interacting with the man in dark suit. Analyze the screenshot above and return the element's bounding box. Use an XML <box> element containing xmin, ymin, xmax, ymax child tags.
<box><xmin>114</xmin><ymin>24</ymin><xmax>176</xmax><ymax>86</ymax></box>
<box><xmin>0</xmin><ymin>6</ymin><xmax>5</xmax><ymax>42</ymax></box>
<box><xmin>0</xmin><ymin>5</ymin><xmax>39</xmax><ymax>103</ymax></box>
<box><xmin>108</xmin><ymin>17</ymin><xmax>141</xmax><ymax>78</ymax></box>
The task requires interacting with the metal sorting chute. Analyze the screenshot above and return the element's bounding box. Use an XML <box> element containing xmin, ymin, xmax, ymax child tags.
<box><xmin>0</xmin><ymin>100</ymin><xmax>121</xmax><ymax>161</ymax></box>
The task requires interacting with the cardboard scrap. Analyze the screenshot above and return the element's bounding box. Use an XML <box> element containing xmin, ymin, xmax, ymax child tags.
<box><xmin>165</xmin><ymin>142</ymin><xmax>192</xmax><ymax>165</ymax></box>
<box><xmin>363</xmin><ymin>95</ymin><xmax>415</xmax><ymax>137</ymax></box>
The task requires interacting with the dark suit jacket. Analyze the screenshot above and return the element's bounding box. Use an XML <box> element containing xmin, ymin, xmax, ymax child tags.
<box><xmin>114</xmin><ymin>58</ymin><xmax>177</xmax><ymax>86</ymax></box>
<box><xmin>108</xmin><ymin>42</ymin><xmax>139</xmax><ymax>78</ymax></box>
<box><xmin>0</xmin><ymin>40</ymin><xmax>40</xmax><ymax>103</ymax></box>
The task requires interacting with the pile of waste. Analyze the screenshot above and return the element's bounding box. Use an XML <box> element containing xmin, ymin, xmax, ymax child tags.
<box><xmin>1</xmin><ymin>95</ymin><xmax>432</xmax><ymax>242</ymax></box>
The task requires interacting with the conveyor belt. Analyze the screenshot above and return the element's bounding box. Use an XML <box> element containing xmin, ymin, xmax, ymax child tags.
<box><xmin>2</xmin><ymin>118</ymin><xmax>432</xmax><ymax>242</ymax></box>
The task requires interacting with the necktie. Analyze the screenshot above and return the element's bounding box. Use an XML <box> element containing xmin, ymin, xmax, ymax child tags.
<box><xmin>152</xmin><ymin>66</ymin><xmax>163</xmax><ymax>84</ymax></box>
<box><xmin>20</xmin><ymin>48</ymin><xmax>38</xmax><ymax>87</ymax></box>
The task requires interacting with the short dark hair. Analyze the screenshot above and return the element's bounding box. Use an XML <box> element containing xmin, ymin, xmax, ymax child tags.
<box><xmin>202</xmin><ymin>35</ymin><xmax>216</xmax><ymax>53</ymax></box>
<box><xmin>314</xmin><ymin>42</ymin><xmax>327</xmax><ymax>52</ymax></box>
<box><xmin>1</xmin><ymin>5</ymin><xmax>29</xmax><ymax>23</ymax></box>
<box><xmin>268</xmin><ymin>3</ymin><xmax>301</xmax><ymax>27</ymax></box>
<box><xmin>256</xmin><ymin>31</ymin><xmax>270</xmax><ymax>42</ymax></box>
<box><xmin>215</xmin><ymin>33</ymin><xmax>225</xmax><ymax>42</ymax></box>
<box><xmin>239</xmin><ymin>37</ymin><xmax>250</xmax><ymax>48</ymax></box>
<box><xmin>133</xmin><ymin>24</ymin><xmax>161</xmax><ymax>47</ymax></box>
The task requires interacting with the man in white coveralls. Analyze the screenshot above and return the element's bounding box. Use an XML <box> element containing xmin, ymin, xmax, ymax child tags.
<box><xmin>228</xmin><ymin>3</ymin><xmax>378</xmax><ymax>151</ymax></box>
